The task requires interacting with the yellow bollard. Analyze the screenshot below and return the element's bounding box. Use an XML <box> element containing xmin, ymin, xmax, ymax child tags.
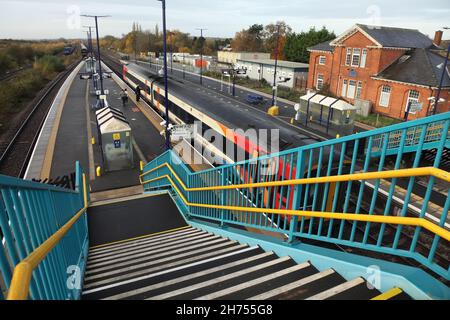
<box><xmin>140</xmin><ymin>161</ymin><xmax>144</xmax><ymax>171</ymax></box>
<box><xmin>290</xmin><ymin>118</ymin><xmax>294</xmax><ymax>124</ymax></box>
<box><xmin>267</xmin><ymin>106</ymin><xmax>279</xmax><ymax>116</ymax></box>
<box><xmin>91</xmin><ymin>137</ymin><xmax>95</xmax><ymax>145</ymax></box>
<box><xmin>96</xmin><ymin>166</ymin><xmax>101</xmax><ymax>177</ymax></box>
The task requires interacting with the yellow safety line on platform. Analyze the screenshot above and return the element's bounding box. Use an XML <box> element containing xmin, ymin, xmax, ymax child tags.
<box><xmin>140</xmin><ymin>164</ymin><xmax>450</xmax><ymax>242</ymax></box>
<box><xmin>371</xmin><ymin>287</ymin><xmax>403</xmax><ymax>300</ymax></box>
<box><xmin>7</xmin><ymin>174</ymin><xmax>89</xmax><ymax>300</ymax></box>
<box><xmin>89</xmin><ymin>225</ymin><xmax>191</xmax><ymax>250</ymax></box>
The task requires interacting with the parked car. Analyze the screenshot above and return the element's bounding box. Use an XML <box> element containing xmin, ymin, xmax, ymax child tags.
<box><xmin>246</xmin><ymin>94</ymin><xmax>264</xmax><ymax>105</ymax></box>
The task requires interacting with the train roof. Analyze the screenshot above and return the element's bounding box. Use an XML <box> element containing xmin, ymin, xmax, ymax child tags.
<box><xmin>127</xmin><ymin>63</ymin><xmax>324</xmax><ymax>152</ymax></box>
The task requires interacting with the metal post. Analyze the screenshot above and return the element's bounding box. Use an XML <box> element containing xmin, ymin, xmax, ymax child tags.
<box><xmin>271</xmin><ymin>24</ymin><xmax>281</xmax><ymax>107</ymax></box>
<box><xmin>197</xmin><ymin>28</ymin><xmax>207</xmax><ymax>85</ymax></box>
<box><xmin>94</xmin><ymin>17</ymin><xmax>104</xmax><ymax>97</ymax></box>
<box><xmin>433</xmin><ymin>42</ymin><xmax>450</xmax><ymax>115</ymax></box>
<box><xmin>232</xmin><ymin>70</ymin><xmax>236</xmax><ymax>97</ymax></box>
<box><xmin>160</xmin><ymin>0</ymin><xmax>171</xmax><ymax>150</ymax></box>
<box><xmin>183</xmin><ymin>53</ymin><xmax>185</xmax><ymax>79</ymax></box>
<box><xmin>404</xmin><ymin>100</ymin><xmax>412</xmax><ymax>122</ymax></box>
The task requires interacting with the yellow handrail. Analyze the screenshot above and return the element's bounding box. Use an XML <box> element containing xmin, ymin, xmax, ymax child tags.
<box><xmin>140</xmin><ymin>163</ymin><xmax>450</xmax><ymax>192</ymax></box>
<box><xmin>141</xmin><ymin>163</ymin><xmax>450</xmax><ymax>242</ymax></box>
<box><xmin>7</xmin><ymin>174</ymin><xmax>89</xmax><ymax>300</ymax></box>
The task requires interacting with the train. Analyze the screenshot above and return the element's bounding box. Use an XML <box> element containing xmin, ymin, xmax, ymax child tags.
<box><xmin>81</xmin><ymin>44</ymin><xmax>88</xmax><ymax>58</ymax></box>
<box><xmin>63</xmin><ymin>46</ymin><xmax>75</xmax><ymax>55</ymax></box>
<box><xmin>120</xmin><ymin>61</ymin><xmax>352</xmax><ymax>214</ymax></box>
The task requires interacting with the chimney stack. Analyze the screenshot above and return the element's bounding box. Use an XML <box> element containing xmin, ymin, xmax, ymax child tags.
<box><xmin>434</xmin><ymin>30</ymin><xmax>443</xmax><ymax>46</ymax></box>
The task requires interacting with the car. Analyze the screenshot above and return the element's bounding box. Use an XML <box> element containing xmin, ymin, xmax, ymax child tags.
<box><xmin>246</xmin><ymin>93</ymin><xmax>264</xmax><ymax>105</ymax></box>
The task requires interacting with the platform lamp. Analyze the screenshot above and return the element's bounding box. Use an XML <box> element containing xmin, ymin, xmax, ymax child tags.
<box><xmin>81</xmin><ymin>14</ymin><xmax>110</xmax><ymax>101</ymax></box>
<box><xmin>432</xmin><ymin>26</ymin><xmax>450</xmax><ymax>115</ymax></box>
<box><xmin>271</xmin><ymin>24</ymin><xmax>281</xmax><ymax>107</ymax></box>
<box><xmin>82</xmin><ymin>25</ymin><xmax>95</xmax><ymax>58</ymax></box>
<box><xmin>196</xmin><ymin>28</ymin><xmax>207</xmax><ymax>85</ymax></box>
<box><xmin>157</xmin><ymin>0</ymin><xmax>171</xmax><ymax>150</ymax></box>
<box><xmin>83</xmin><ymin>26</ymin><xmax>97</xmax><ymax>91</ymax></box>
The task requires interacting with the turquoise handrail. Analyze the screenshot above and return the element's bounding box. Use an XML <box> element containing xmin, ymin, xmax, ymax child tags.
<box><xmin>0</xmin><ymin>161</ymin><xmax>89</xmax><ymax>300</ymax></box>
<box><xmin>142</xmin><ymin>112</ymin><xmax>450</xmax><ymax>280</ymax></box>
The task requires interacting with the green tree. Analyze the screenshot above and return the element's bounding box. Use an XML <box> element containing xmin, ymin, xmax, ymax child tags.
<box><xmin>284</xmin><ymin>27</ymin><xmax>336</xmax><ymax>63</ymax></box>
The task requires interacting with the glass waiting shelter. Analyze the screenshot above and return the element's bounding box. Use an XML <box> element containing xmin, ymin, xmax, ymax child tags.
<box><xmin>299</xmin><ymin>92</ymin><xmax>358</xmax><ymax>136</ymax></box>
<box><xmin>85</xmin><ymin>57</ymin><xmax>97</xmax><ymax>74</ymax></box>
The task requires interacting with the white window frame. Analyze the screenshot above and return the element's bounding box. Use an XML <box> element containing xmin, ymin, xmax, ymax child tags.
<box><xmin>345</xmin><ymin>48</ymin><xmax>352</xmax><ymax>66</ymax></box>
<box><xmin>319</xmin><ymin>55</ymin><xmax>326</xmax><ymax>65</ymax></box>
<box><xmin>356</xmin><ymin>81</ymin><xmax>363</xmax><ymax>99</ymax></box>
<box><xmin>360</xmin><ymin>49</ymin><xmax>367</xmax><ymax>68</ymax></box>
<box><xmin>341</xmin><ymin>79</ymin><xmax>348</xmax><ymax>97</ymax></box>
<box><xmin>406</xmin><ymin>90</ymin><xmax>420</xmax><ymax>114</ymax></box>
<box><xmin>351</xmin><ymin>48</ymin><xmax>361</xmax><ymax>67</ymax></box>
<box><xmin>316</xmin><ymin>74</ymin><xmax>324</xmax><ymax>90</ymax></box>
<box><xmin>379</xmin><ymin>85</ymin><xmax>391</xmax><ymax>107</ymax></box>
<box><xmin>347</xmin><ymin>80</ymin><xmax>357</xmax><ymax>98</ymax></box>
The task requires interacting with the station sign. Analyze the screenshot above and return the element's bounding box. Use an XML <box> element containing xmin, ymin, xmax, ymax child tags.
<box><xmin>170</xmin><ymin>124</ymin><xmax>194</xmax><ymax>141</ymax></box>
<box><xmin>409</xmin><ymin>101</ymin><xmax>423</xmax><ymax>113</ymax></box>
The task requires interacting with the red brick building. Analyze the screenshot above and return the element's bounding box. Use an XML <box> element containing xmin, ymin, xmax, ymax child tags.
<box><xmin>307</xmin><ymin>24</ymin><xmax>450</xmax><ymax>120</ymax></box>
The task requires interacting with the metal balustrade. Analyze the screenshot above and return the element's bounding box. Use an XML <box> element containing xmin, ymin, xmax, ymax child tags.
<box><xmin>371</xmin><ymin>119</ymin><xmax>450</xmax><ymax>157</ymax></box>
<box><xmin>141</xmin><ymin>112</ymin><xmax>450</xmax><ymax>280</ymax></box>
<box><xmin>0</xmin><ymin>161</ymin><xmax>89</xmax><ymax>300</ymax></box>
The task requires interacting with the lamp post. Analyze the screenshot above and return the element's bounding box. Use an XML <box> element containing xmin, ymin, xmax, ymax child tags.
<box><xmin>82</xmin><ymin>26</ymin><xmax>95</xmax><ymax>58</ymax></box>
<box><xmin>196</xmin><ymin>28</ymin><xmax>207</xmax><ymax>85</ymax></box>
<box><xmin>271</xmin><ymin>24</ymin><xmax>281</xmax><ymax>107</ymax></box>
<box><xmin>433</xmin><ymin>26</ymin><xmax>450</xmax><ymax>115</ymax></box>
<box><xmin>183</xmin><ymin>52</ymin><xmax>186</xmax><ymax>79</ymax></box>
<box><xmin>81</xmin><ymin>15</ymin><xmax>110</xmax><ymax>98</ymax></box>
<box><xmin>157</xmin><ymin>0</ymin><xmax>171</xmax><ymax>150</ymax></box>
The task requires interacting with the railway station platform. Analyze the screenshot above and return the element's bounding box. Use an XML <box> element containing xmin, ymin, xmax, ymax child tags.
<box><xmin>1</xmin><ymin>58</ymin><xmax>449</xmax><ymax>301</ymax></box>
<box><xmin>25</xmin><ymin>60</ymin><xmax>166</xmax><ymax>197</ymax></box>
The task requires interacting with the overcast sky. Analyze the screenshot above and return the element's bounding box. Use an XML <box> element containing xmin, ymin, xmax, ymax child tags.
<box><xmin>1</xmin><ymin>0</ymin><xmax>449</xmax><ymax>40</ymax></box>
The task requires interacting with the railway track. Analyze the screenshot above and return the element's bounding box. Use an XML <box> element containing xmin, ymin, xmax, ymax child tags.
<box><xmin>0</xmin><ymin>59</ymin><xmax>81</xmax><ymax>178</ymax></box>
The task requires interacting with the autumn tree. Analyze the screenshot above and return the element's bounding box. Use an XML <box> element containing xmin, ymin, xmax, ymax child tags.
<box><xmin>263</xmin><ymin>21</ymin><xmax>292</xmax><ymax>60</ymax></box>
<box><xmin>231</xmin><ymin>24</ymin><xmax>264</xmax><ymax>52</ymax></box>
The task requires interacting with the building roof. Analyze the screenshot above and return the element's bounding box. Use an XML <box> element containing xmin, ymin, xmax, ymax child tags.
<box><xmin>236</xmin><ymin>58</ymin><xmax>309</xmax><ymax>70</ymax></box>
<box><xmin>308</xmin><ymin>40</ymin><xmax>334</xmax><ymax>52</ymax></box>
<box><xmin>374</xmin><ymin>48</ymin><xmax>450</xmax><ymax>88</ymax></box>
<box><xmin>330</xmin><ymin>24</ymin><xmax>434</xmax><ymax>49</ymax></box>
<box><xmin>300</xmin><ymin>92</ymin><xmax>358</xmax><ymax>111</ymax></box>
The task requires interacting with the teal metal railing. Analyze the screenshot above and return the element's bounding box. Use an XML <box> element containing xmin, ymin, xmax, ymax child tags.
<box><xmin>142</xmin><ymin>112</ymin><xmax>450</xmax><ymax>280</ymax></box>
<box><xmin>371</xmin><ymin>118</ymin><xmax>450</xmax><ymax>156</ymax></box>
<box><xmin>0</xmin><ymin>161</ymin><xmax>89</xmax><ymax>300</ymax></box>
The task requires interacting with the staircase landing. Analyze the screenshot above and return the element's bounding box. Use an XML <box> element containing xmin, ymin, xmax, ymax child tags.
<box><xmin>87</xmin><ymin>193</ymin><xmax>187</xmax><ymax>247</ymax></box>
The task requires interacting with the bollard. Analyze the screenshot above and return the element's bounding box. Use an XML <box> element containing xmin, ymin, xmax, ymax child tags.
<box><xmin>96</xmin><ymin>166</ymin><xmax>101</xmax><ymax>177</ymax></box>
<box><xmin>267</xmin><ymin>106</ymin><xmax>279</xmax><ymax>116</ymax></box>
<box><xmin>140</xmin><ymin>161</ymin><xmax>144</xmax><ymax>171</ymax></box>
<box><xmin>91</xmin><ymin>137</ymin><xmax>95</xmax><ymax>145</ymax></box>
<box><xmin>290</xmin><ymin>118</ymin><xmax>294</xmax><ymax>124</ymax></box>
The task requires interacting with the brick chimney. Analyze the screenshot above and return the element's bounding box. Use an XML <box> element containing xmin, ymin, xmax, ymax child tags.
<box><xmin>434</xmin><ymin>30</ymin><xmax>443</xmax><ymax>46</ymax></box>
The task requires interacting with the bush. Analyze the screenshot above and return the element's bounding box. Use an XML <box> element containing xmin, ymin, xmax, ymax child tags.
<box><xmin>0</xmin><ymin>70</ymin><xmax>45</xmax><ymax>130</ymax></box>
<box><xmin>0</xmin><ymin>52</ymin><xmax>16</xmax><ymax>74</ymax></box>
<box><xmin>33</xmin><ymin>55</ymin><xmax>65</xmax><ymax>79</ymax></box>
